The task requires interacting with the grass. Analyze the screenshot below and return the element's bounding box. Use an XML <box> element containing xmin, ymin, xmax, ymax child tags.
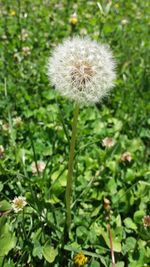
<box><xmin>0</xmin><ymin>0</ymin><xmax>150</xmax><ymax>266</ymax></box>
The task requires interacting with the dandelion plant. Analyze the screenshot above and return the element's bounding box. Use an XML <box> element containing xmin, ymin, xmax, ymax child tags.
<box><xmin>47</xmin><ymin>36</ymin><xmax>116</xmax><ymax>237</ymax></box>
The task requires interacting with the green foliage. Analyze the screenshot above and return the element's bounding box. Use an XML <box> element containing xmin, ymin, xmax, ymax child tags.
<box><xmin>0</xmin><ymin>218</ymin><xmax>16</xmax><ymax>257</ymax></box>
<box><xmin>0</xmin><ymin>0</ymin><xmax>149</xmax><ymax>266</ymax></box>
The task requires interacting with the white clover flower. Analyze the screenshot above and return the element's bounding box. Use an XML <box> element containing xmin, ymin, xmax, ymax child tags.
<box><xmin>22</xmin><ymin>46</ymin><xmax>31</xmax><ymax>56</ymax></box>
<box><xmin>102</xmin><ymin>137</ymin><xmax>116</xmax><ymax>148</ymax></box>
<box><xmin>13</xmin><ymin>116</ymin><xmax>22</xmax><ymax>126</ymax></box>
<box><xmin>47</xmin><ymin>37</ymin><xmax>116</xmax><ymax>105</ymax></box>
<box><xmin>121</xmin><ymin>151</ymin><xmax>132</xmax><ymax>162</ymax></box>
<box><xmin>31</xmin><ymin>161</ymin><xmax>46</xmax><ymax>175</ymax></box>
<box><xmin>12</xmin><ymin>196</ymin><xmax>27</xmax><ymax>213</ymax></box>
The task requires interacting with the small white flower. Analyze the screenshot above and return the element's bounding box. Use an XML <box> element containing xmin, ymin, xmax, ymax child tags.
<box><xmin>47</xmin><ymin>36</ymin><xmax>116</xmax><ymax>105</ymax></box>
<box><xmin>121</xmin><ymin>18</ymin><xmax>129</xmax><ymax>25</ymax></box>
<box><xmin>2</xmin><ymin>123</ymin><xmax>9</xmax><ymax>132</ymax></box>
<box><xmin>20</xmin><ymin>29</ymin><xmax>29</xmax><ymax>41</ymax></box>
<box><xmin>12</xmin><ymin>196</ymin><xmax>27</xmax><ymax>212</ymax></box>
<box><xmin>31</xmin><ymin>161</ymin><xmax>46</xmax><ymax>175</ymax></box>
<box><xmin>22</xmin><ymin>46</ymin><xmax>31</xmax><ymax>55</ymax></box>
<box><xmin>121</xmin><ymin>152</ymin><xmax>132</xmax><ymax>162</ymax></box>
<box><xmin>13</xmin><ymin>116</ymin><xmax>22</xmax><ymax>126</ymax></box>
<box><xmin>102</xmin><ymin>137</ymin><xmax>115</xmax><ymax>148</ymax></box>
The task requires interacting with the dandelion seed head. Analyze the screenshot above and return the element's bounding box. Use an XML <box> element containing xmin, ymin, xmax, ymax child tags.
<box><xmin>12</xmin><ymin>196</ymin><xmax>27</xmax><ymax>213</ymax></box>
<box><xmin>47</xmin><ymin>37</ymin><xmax>116</xmax><ymax>105</ymax></box>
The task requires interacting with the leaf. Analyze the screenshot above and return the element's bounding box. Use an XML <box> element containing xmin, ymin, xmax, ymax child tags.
<box><xmin>100</xmin><ymin>227</ymin><xmax>122</xmax><ymax>252</ymax></box>
<box><xmin>115</xmin><ymin>215</ymin><xmax>122</xmax><ymax>227</ymax></box>
<box><xmin>42</xmin><ymin>245</ymin><xmax>58</xmax><ymax>263</ymax></box>
<box><xmin>76</xmin><ymin>226</ymin><xmax>88</xmax><ymax>239</ymax></box>
<box><xmin>125</xmin><ymin>169</ymin><xmax>135</xmax><ymax>182</ymax></box>
<box><xmin>123</xmin><ymin>237</ymin><xmax>136</xmax><ymax>253</ymax></box>
<box><xmin>0</xmin><ymin>182</ymin><xmax>3</xmax><ymax>192</ymax></box>
<box><xmin>64</xmin><ymin>245</ymin><xmax>107</xmax><ymax>260</ymax></box>
<box><xmin>133</xmin><ymin>210</ymin><xmax>145</xmax><ymax>224</ymax></box>
<box><xmin>116</xmin><ymin>262</ymin><xmax>125</xmax><ymax>267</ymax></box>
<box><xmin>0</xmin><ymin>220</ymin><xmax>16</xmax><ymax>256</ymax></box>
<box><xmin>124</xmin><ymin>217</ymin><xmax>137</xmax><ymax>230</ymax></box>
<box><xmin>0</xmin><ymin>200</ymin><xmax>11</xmax><ymax>212</ymax></box>
<box><xmin>90</xmin><ymin>260</ymin><xmax>100</xmax><ymax>267</ymax></box>
<box><xmin>97</xmin><ymin>2</ymin><xmax>104</xmax><ymax>15</ymax></box>
<box><xmin>33</xmin><ymin>242</ymin><xmax>43</xmax><ymax>259</ymax></box>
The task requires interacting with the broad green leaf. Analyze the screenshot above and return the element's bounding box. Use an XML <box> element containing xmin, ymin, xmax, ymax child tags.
<box><xmin>33</xmin><ymin>243</ymin><xmax>43</xmax><ymax>259</ymax></box>
<box><xmin>124</xmin><ymin>217</ymin><xmax>137</xmax><ymax>230</ymax></box>
<box><xmin>116</xmin><ymin>262</ymin><xmax>125</xmax><ymax>267</ymax></box>
<box><xmin>0</xmin><ymin>222</ymin><xmax>16</xmax><ymax>256</ymax></box>
<box><xmin>90</xmin><ymin>260</ymin><xmax>100</xmax><ymax>267</ymax></box>
<box><xmin>76</xmin><ymin>226</ymin><xmax>88</xmax><ymax>239</ymax></box>
<box><xmin>123</xmin><ymin>237</ymin><xmax>136</xmax><ymax>253</ymax></box>
<box><xmin>42</xmin><ymin>245</ymin><xmax>58</xmax><ymax>263</ymax></box>
<box><xmin>125</xmin><ymin>169</ymin><xmax>135</xmax><ymax>182</ymax></box>
<box><xmin>0</xmin><ymin>200</ymin><xmax>11</xmax><ymax>212</ymax></box>
<box><xmin>133</xmin><ymin>210</ymin><xmax>145</xmax><ymax>224</ymax></box>
<box><xmin>100</xmin><ymin>227</ymin><xmax>122</xmax><ymax>252</ymax></box>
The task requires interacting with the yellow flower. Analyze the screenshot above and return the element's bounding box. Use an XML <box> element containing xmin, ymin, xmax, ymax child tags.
<box><xmin>69</xmin><ymin>12</ymin><xmax>78</xmax><ymax>25</ymax></box>
<box><xmin>74</xmin><ymin>252</ymin><xmax>88</xmax><ymax>266</ymax></box>
<box><xmin>10</xmin><ymin>10</ymin><xmax>16</xmax><ymax>16</ymax></box>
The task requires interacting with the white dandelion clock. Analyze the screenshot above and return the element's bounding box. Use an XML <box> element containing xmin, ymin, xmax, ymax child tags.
<box><xmin>47</xmin><ymin>36</ymin><xmax>116</xmax><ymax>105</ymax></box>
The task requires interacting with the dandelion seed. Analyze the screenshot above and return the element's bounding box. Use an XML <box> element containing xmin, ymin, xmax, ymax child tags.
<box><xmin>121</xmin><ymin>152</ymin><xmax>132</xmax><ymax>162</ymax></box>
<box><xmin>47</xmin><ymin>37</ymin><xmax>116</xmax><ymax>105</ymax></box>
<box><xmin>31</xmin><ymin>161</ymin><xmax>46</xmax><ymax>175</ymax></box>
<box><xmin>74</xmin><ymin>252</ymin><xmax>88</xmax><ymax>266</ymax></box>
<box><xmin>102</xmin><ymin>137</ymin><xmax>115</xmax><ymax>148</ymax></box>
<box><xmin>12</xmin><ymin>196</ymin><xmax>27</xmax><ymax>213</ymax></box>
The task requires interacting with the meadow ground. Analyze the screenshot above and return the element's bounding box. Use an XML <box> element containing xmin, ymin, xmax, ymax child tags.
<box><xmin>0</xmin><ymin>0</ymin><xmax>150</xmax><ymax>266</ymax></box>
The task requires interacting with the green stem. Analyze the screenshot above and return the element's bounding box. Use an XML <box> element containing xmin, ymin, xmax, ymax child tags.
<box><xmin>65</xmin><ymin>103</ymin><xmax>80</xmax><ymax>232</ymax></box>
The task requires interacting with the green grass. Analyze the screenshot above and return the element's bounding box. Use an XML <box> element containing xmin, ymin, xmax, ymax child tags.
<box><xmin>0</xmin><ymin>0</ymin><xmax>150</xmax><ymax>266</ymax></box>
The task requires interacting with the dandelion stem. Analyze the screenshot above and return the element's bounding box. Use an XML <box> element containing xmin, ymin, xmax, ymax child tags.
<box><xmin>65</xmin><ymin>103</ymin><xmax>79</xmax><ymax>233</ymax></box>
